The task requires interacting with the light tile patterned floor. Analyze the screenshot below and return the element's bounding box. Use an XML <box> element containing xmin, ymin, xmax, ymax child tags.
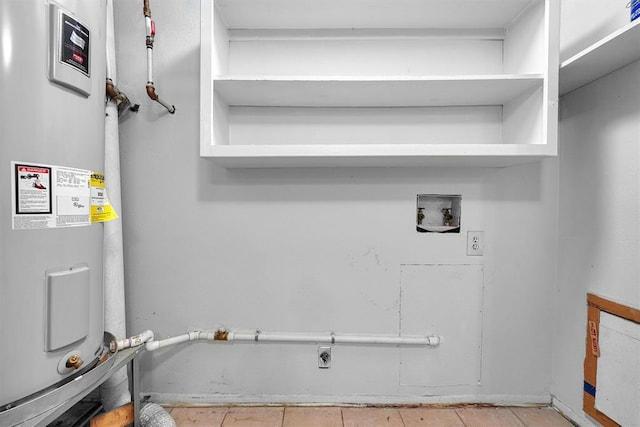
<box><xmin>166</xmin><ymin>405</ymin><xmax>573</xmax><ymax>427</ymax></box>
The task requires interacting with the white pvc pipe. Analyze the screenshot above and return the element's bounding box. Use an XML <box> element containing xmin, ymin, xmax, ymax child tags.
<box><xmin>227</xmin><ymin>332</ymin><xmax>441</xmax><ymax>346</ymax></box>
<box><xmin>146</xmin><ymin>47</ymin><xmax>153</xmax><ymax>83</ymax></box>
<box><xmin>106</xmin><ymin>12</ymin><xmax>114</xmax><ymax>83</ymax></box>
<box><xmin>229</xmin><ymin>333</ymin><xmax>329</xmax><ymax>343</ymax></box>
<box><xmin>114</xmin><ymin>329</ymin><xmax>155</xmax><ymax>351</ymax></box>
<box><xmin>140</xmin><ymin>329</ymin><xmax>441</xmax><ymax>352</ymax></box>
<box><xmin>100</xmin><ymin>0</ymin><xmax>130</xmax><ymax>413</ymax></box>
<box><xmin>145</xmin><ymin>331</ymin><xmax>216</xmax><ymax>351</ymax></box>
<box><xmin>145</xmin><ymin>16</ymin><xmax>152</xmax><ymax>38</ymax></box>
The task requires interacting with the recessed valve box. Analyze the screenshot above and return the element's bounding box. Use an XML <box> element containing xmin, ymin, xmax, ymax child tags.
<box><xmin>416</xmin><ymin>194</ymin><xmax>461</xmax><ymax>233</ymax></box>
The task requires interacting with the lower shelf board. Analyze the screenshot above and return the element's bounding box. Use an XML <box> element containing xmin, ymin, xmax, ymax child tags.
<box><xmin>201</xmin><ymin>144</ymin><xmax>557</xmax><ymax>168</ymax></box>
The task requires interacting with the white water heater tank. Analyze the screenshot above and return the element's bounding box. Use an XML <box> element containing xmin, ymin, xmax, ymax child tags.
<box><xmin>0</xmin><ymin>0</ymin><xmax>106</xmax><ymax>410</ymax></box>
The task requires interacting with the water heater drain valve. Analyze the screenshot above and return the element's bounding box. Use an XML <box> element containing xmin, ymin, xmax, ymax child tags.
<box><xmin>65</xmin><ymin>354</ymin><xmax>83</xmax><ymax>370</ymax></box>
<box><xmin>57</xmin><ymin>350</ymin><xmax>84</xmax><ymax>375</ymax></box>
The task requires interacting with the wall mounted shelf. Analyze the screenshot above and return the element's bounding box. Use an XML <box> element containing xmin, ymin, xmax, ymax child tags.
<box><xmin>201</xmin><ymin>0</ymin><xmax>559</xmax><ymax>168</ymax></box>
<box><xmin>206</xmin><ymin>145</ymin><xmax>555</xmax><ymax>168</ymax></box>
<box><xmin>560</xmin><ymin>19</ymin><xmax>640</xmax><ymax>95</ymax></box>
<box><xmin>214</xmin><ymin>75</ymin><xmax>544</xmax><ymax>108</ymax></box>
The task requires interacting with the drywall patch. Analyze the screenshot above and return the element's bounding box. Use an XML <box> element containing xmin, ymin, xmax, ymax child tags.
<box><xmin>399</xmin><ymin>264</ymin><xmax>483</xmax><ymax>387</ymax></box>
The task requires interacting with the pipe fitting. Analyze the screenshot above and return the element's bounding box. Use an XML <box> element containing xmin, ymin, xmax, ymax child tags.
<box><xmin>106</xmin><ymin>79</ymin><xmax>138</xmax><ymax>116</ymax></box>
<box><xmin>426</xmin><ymin>335</ymin><xmax>441</xmax><ymax>346</ymax></box>
<box><xmin>106</xmin><ymin>79</ymin><xmax>118</xmax><ymax>99</ymax></box>
<box><xmin>214</xmin><ymin>329</ymin><xmax>229</xmax><ymax>341</ymax></box>
<box><xmin>146</xmin><ymin>84</ymin><xmax>158</xmax><ymax>101</ymax></box>
<box><xmin>145</xmin><ymin>84</ymin><xmax>175</xmax><ymax>114</ymax></box>
<box><xmin>114</xmin><ymin>329</ymin><xmax>155</xmax><ymax>352</ymax></box>
<box><xmin>145</xmin><ymin>340</ymin><xmax>160</xmax><ymax>352</ymax></box>
<box><xmin>65</xmin><ymin>354</ymin><xmax>83</xmax><ymax>370</ymax></box>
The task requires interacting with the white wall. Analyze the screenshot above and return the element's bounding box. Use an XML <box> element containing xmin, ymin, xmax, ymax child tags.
<box><xmin>113</xmin><ymin>0</ymin><xmax>557</xmax><ymax>404</ymax></box>
<box><xmin>554</xmin><ymin>1</ymin><xmax>640</xmax><ymax>423</ymax></box>
<box><xmin>560</xmin><ymin>0</ymin><xmax>630</xmax><ymax>62</ymax></box>
<box><xmin>554</xmin><ymin>60</ymin><xmax>640</xmax><ymax>420</ymax></box>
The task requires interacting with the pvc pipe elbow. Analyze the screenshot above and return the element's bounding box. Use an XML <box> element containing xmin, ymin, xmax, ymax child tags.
<box><xmin>140</xmin><ymin>329</ymin><xmax>155</xmax><ymax>343</ymax></box>
<box><xmin>145</xmin><ymin>340</ymin><xmax>160</xmax><ymax>351</ymax></box>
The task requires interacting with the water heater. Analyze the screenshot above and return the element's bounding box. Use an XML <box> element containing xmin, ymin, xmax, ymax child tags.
<box><xmin>0</xmin><ymin>0</ymin><xmax>106</xmax><ymax>411</ymax></box>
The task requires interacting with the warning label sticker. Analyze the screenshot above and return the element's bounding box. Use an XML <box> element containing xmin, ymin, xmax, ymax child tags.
<box><xmin>90</xmin><ymin>172</ymin><xmax>119</xmax><ymax>223</ymax></box>
<box><xmin>15</xmin><ymin>165</ymin><xmax>52</xmax><ymax>214</ymax></box>
<box><xmin>11</xmin><ymin>162</ymin><xmax>118</xmax><ymax>230</ymax></box>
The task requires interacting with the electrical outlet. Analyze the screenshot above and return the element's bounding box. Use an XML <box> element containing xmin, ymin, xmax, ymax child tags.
<box><xmin>318</xmin><ymin>346</ymin><xmax>331</xmax><ymax>369</ymax></box>
<box><xmin>466</xmin><ymin>231</ymin><xmax>484</xmax><ymax>256</ymax></box>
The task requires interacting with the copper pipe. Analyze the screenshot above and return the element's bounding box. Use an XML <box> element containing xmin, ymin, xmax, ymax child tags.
<box><xmin>106</xmin><ymin>79</ymin><xmax>138</xmax><ymax>116</ymax></box>
<box><xmin>145</xmin><ymin>85</ymin><xmax>158</xmax><ymax>101</ymax></box>
<box><xmin>143</xmin><ymin>0</ymin><xmax>175</xmax><ymax>114</ymax></box>
<box><xmin>105</xmin><ymin>79</ymin><xmax>118</xmax><ymax>99</ymax></box>
<box><xmin>146</xmin><ymin>84</ymin><xmax>175</xmax><ymax>114</ymax></box>
<box><xmin>214</xmin><ymin>329</ymin><xmax>229</xmax><ymax>341</ymax></box>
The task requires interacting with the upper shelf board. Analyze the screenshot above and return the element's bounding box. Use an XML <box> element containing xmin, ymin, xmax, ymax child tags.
<box><xmin>213</xmin><ymin>0</ymin><xmax>537</xmax><ymax>30</ymax></box>
<box><xmin>205</xmin><ymin>144</ymin><xmax>556</xmax><ymax>168</ymax></box>
<box><xmin>560</xmin><ymin>19</ymin><xmax>640</xmax><ymax>95</ymax></box>
<box><xmin>214</xmin><ymin>75</ymin><xmax>544</xmax><ymax>107</ymax></box>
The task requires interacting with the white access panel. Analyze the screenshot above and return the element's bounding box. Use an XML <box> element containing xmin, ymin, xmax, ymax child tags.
<box><xmin>595</xmin><ymin>312</ymin><xmax>640</xmax><ymax>427</ymax></box>
<box><xmin>399</xmin><ymin>264</ymin><xmax>483</xmax><ymax>387</ymax></box>
<box><xmin>45</xmin><ymin>265</ymin><xmax>90</xmax><ymax>351</ymax></box>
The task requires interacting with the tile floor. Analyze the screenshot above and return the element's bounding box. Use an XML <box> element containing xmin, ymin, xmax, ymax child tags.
<box><xmin>165</xmin><ymin>405</ymin><xmax>574</xmax><ymax>427</ymax></box>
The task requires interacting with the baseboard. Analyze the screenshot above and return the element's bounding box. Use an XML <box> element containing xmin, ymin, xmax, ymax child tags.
<box><xmin>551</xmin><ymin>396</ymin><xmax>599</xmax><ymax>427</ymax></box>
<box><xmin>144</xmin><ymin>393</ymin><xmax>551</xmax><ymax>407</ymax></box>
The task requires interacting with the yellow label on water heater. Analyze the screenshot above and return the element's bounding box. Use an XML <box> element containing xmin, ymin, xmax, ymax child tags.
<box><xmin>90</xmin><ymin>172</ymin><xmax>119</xmax><ymax>223</ymax></box>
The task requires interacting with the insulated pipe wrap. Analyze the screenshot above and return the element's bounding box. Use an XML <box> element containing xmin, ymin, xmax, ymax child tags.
<box><xmin>100</xmin><ymin>0</ymin><xmax>130</xmax><ymax>412</ymax></box>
